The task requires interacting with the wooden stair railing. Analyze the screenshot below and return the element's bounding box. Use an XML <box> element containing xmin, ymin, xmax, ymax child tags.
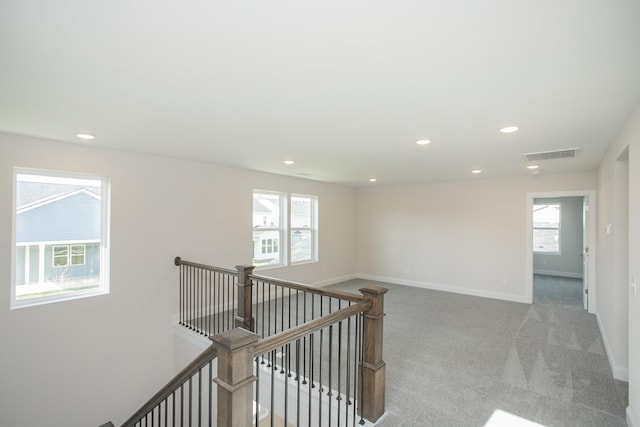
<box><xmin>121</xmin><ymin>345</ymin><xmax>217</xmax><ymax>427</ymax></box>
<box><xmin>121</xmin><ymin>258</ymin><xmax>387</xmax><ymax>426</ymax></box>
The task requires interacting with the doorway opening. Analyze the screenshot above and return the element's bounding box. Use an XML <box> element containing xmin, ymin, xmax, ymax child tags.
<box><xmin>526</xmin><ymin>191</ymin><xmax>596</xmax><ymax>312</ymax></box>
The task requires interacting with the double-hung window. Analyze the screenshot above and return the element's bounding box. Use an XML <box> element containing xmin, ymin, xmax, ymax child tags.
<box><xmin>533</xmin><ymin>203</ymin><xmax>561</xmax><ymax>253</ymax></box>
<box><xmin>12</xmin><ymin>168</ymin><xmax>110</xmax><ymax>308</ymax></box>
<box><xmin>252</xmin><ymin>190</ymin><xmax>318</xmax><ymax>268</ymax></box>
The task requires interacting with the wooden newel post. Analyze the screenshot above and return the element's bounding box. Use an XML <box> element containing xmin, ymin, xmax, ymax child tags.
<box><xmin>212</xmin><ymin>328</ymin><xmax>259</xmax><ymax>427</ymax></box>
<box><xmin>359</xmin><ymin>285</ymin><xmax>388</xmax><ymax>422</ymax></box>
<box><xmin>235</xmin><ymin>265</ymin><xmax>256</xmax><ymax>331</ymax></box>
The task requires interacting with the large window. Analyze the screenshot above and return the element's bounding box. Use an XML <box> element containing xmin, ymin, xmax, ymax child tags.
<box><xmin>533</xmin><ymin>203</ymin><xmax>561</xmax><ymax>253</ymax></box>
<box><xmin>252</xmin><ymin>190</ymin><xmax>318</xmax><ymax>268</ymax></box>
<box><xmin>12</xmin><ymin>169</ymin><xmax>110</xmax><ymax>308</ymax></box>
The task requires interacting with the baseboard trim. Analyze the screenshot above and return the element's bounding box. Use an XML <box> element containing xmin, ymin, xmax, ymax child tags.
<box><xmin>533</xmin><ymin>269</ymin><xmax>583</xmax><ymax>279</ymax></box>
<box><xmin>629</xmin><ymin>406</ymin><xmax>639</xmax><ymax>427</ymax></box>
<box><xmin>595</xmin><ymin>313</ymin><xmax>629</xmax><ymax>381</ymax></box>
<box><xmin>314</xmin><ymin>273</ymin><xmax>357</xmax><ymax>288</ymax></box>
<box><xmin>355</xmin><ymin>273</ymin><xmax>530</xmax><ymax>304</ymax></box>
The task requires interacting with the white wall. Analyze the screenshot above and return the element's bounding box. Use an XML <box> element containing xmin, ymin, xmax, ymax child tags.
<box><xmin>356</xmin><ymin>173</ymin><xmax>596</xmax><ymax>303</ymax></box>
<box><xmin>597</xmin><ymin>133</ymin><xmax>631</xmax><ymax>382</ymax></box>
<box><xmin>0</xmin><ymin>132</ymin><xmax>357</xmax><ymax>427</ymax></box>
<box><xmin>597</xmin><ymin>100</ymin><xmax>640</xmax><ymax>425</ymax></box>
<box><xmin>533</xmin><ymin>196</ymin><xmax>584</xmax><ymax>278</ymax></box>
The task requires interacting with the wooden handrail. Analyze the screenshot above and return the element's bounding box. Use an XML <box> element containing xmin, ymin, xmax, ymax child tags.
<box><xmin>120</xmin><ymin>345</ymin><xmax>217</xmax><ymax>427</ymax></box>
<box><xmin>252</xmin><ymin>300</ymin><xmax>371</xmax><ymax>356</ymax></box>
<box><xmin>174</xmin><ymin>256</ymin><xmax>237</xmax><ymax>275</ymax></box>
<box><xmin>249</xmin><ymin>273</ymin><xmax>365</xmax><ymax>303</ymax></box>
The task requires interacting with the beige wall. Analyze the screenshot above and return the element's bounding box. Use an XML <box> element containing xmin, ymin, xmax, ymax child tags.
<box><xmin>356</xmin><ymin>173</ymin><xmax>596</xmax><ymax>303</ymax></box>
<box><xmin>0</xmin><ymin>132</ymin><xmax>357</xmax><ymax>427</ymax></box>
<box><xmin>598</xmin><ymin>100</ymin><xmax>640</xmax><ymax>426</ymax></box>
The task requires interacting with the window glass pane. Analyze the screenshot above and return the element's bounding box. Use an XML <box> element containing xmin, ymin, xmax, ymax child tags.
<box><xmin>533</xmin><ymin>204</ymin><xmax>560</xmax><ymax>228</ymax></box>
<box><xmin>291</xmin><ymin>196</ymin><xmax>311</xmax><ymax>228</ymax></box>
<box><xmin>253</xmin><ymin>193</ymin><xmax>280</xmax><ymax>229</ymax></box>
<box><xmin>533</xmin><ymin>203</ymin><xmax>560</xmax><ymax>253</ymax></box>
<box><xmin>13</xmin><ymin>170</ymin><xmax>108</xmax><ymax>306</ymax></box>
<box><xmin>291</xmin><ymin>229</ymin><xmax>312</xmax><ymax>263</ymax></box>
<box><xmin>533</xmin><ymin>229</ymin><xmax>559</xmax><ymax>252</ymax></box>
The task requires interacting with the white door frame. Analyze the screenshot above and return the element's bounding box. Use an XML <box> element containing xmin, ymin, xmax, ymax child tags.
<box><xmin>525</xmin><ymin>190</ymin><xmax>597</xmax><ymax>313</ymax></box>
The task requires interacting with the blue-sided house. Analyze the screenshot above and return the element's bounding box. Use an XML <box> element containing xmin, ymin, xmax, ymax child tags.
<box><xmin>15</xmin><ymin>188</ymin><xmax>101</xmax><ymax>287</ymax></box>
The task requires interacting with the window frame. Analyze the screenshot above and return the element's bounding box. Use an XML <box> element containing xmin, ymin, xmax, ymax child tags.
<box><xmin>70</xmin><ymin>244</ymin><xmax>86</xmax><ymax>266</ymax></box>
<box><xmin>532</xmin><ymin>203</ymin><xmax>561</xmax><ymax>254</ymax></box>
<box><xmin>11</xmin><ymin>168</ymin><xmax>111</xmax><ymax>309</ymax></box>
<box><xmin>53</xmin><ymin>245</ymin><xmax>70</xmax><ymax>267</ymax></box>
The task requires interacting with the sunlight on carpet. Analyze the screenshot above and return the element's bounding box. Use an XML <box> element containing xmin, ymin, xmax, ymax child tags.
<box><xmin>484</xmin><ymin>409</ymin><xmax>547</xmax><ymax>427</ymax></box>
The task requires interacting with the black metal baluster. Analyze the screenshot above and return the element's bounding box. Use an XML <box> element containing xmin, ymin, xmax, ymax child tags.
<box><xmin>180</xmin><ymin>384</ymin><xmax>184</xmax><ymax>427</ymax></box>
<box><xmin>284</xmin><ymin>344</ymin><xmax>289</xmax><ymax>427</ymax></box>
<box><xmin>207</xmin><ymin>270</ymin><xmax>212</xmax><ymax>336</ymax></box>
<box><xmin>308</xmin><ymin>330</ymin><xmax>313</xmax><ymax>426</ymax></box>
<box><xmin>208</xmin><ymin>359</ymin><xmax>213</xmax><ymax>427</ymax></box>
<box><xmin>358</xmin><ymin>313</ymin><xmax>365</xmax><ymax>425</ymax></box>
<box><xmin>271</xmin><ymin>349</ymin><xmax>275</xmax><ymax>427</ymax></box>
<box><xmin>302</xmin><ymin>290</ymin><xmax>307</xmax><ymax>384</ymax></box>
<box><xmin>280</xmin><ymin>285</ymin><xmax>285</xmax><ymax>374</ymax></box>
<box><xmin>328</xmin><ymin>324</ymin><xmax>333</xmax><ymax>427</ymax></box>
<box><xmin>188</xmin><ymin>377</ymin><xmax>192</xmax><ymax>427</ymax></box>
<box><xmin>197</xmin><ymin>267</ymin><xmax>202</xmax><ymax>334</ymax></box>
<box><xmin>353</xmin><ymin>315</ymin><xmax>359</xmax><ymax>426</ymax></box>
<box><xmin>318</xmin><ymin>328</ymin><xmax>323</xmax><ymax>427</ymax></box>
<box><xmin>198</xmin><ymin>369</ymin><xmax>202</xmax><ymax>427</ymax></box>
<box><xmin>296</xmin><ymin>337</ymin><xmax>301</xmax><ymax>427</ymax></box>
<box><xmin>172</xmin><ymin>390</ymin><xmax>176</xmax><ymax>427</ymax></box>
<box><xmin>232</xmin><ymin>273</ymin><xmax>236</xmax><ymax>325</ymax></box>
<box><xmin>288</xmin><ymin>287</ymin><xmax>292</xmax><ymax>377</ymax></box>
<box><xmin>345</xmin><ymin>316</ymin><xmax>352</xmax><ymax>424</ymax></box>
<box><xmin>179</xmin><ymin>265</ymin><xmax>183</xmax><ymax>326</ymax></box>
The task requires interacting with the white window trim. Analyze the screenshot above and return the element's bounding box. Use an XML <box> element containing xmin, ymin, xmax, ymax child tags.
<box><xmin>11</xmin><ymin>168</ymin><xmax>111</xmax><ymax>309</ymax></box>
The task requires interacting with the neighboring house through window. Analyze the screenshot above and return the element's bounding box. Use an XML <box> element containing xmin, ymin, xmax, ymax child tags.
<box><xmin>12</xmin><ymin>169</ymin><xmax>110</xmax><ymax>308</ymax></box>
<box><xmin>252</xmin><ymin>190</ymin><xmax>318</xmax><ymax>268</ymax></box>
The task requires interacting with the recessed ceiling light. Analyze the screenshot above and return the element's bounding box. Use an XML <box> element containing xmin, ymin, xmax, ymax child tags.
<box><xmin>500</xmin><ymin>126</ymin><xmax>519</xmax><ymax>134</ymax></box>
<box><xmin>368</xmin><ymin>178</ymin><xmax>377</xmax><ymax>182</ymax></box>
<box><xmin>76</xmin><ymin>133</ymin><xmax>95</xmax><ymax>140</ymax></box>
<box><xmin>416</xmin><ymin>139</ymin><xmax>431</xmax><ymax>146</ymax></box>
<box><xmin>471</xmin><ymin>169</ymin><xmax>482</xmax><ymax>174</ymax></box>
<box><xmin>527</xmin><ymin>165</ymin><xmax>539</xmax><ymax>170</ymax></box>
<box><xmin>284</xmin><ymin>160</ymin><xmax>295</xmax><ymax>165</ymax></box>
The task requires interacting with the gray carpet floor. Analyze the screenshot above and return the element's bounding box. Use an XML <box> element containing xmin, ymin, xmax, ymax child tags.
<box><xmin>327</xmin><ymin>275</ymin><xmax>628</xmax><ymax>427</ymax></box>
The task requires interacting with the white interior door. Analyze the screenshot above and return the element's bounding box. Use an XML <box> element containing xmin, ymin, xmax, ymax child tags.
<box><xmin>582</xmin><ymin>196</ymin><xmax>589</xmax><ymax>310</ymax></box>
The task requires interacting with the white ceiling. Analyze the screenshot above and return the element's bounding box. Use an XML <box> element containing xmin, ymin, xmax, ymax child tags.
<box><xmin>2</xmin><ymin>1</ymin><xmax>640</xmax><ymax>186</ymax></box>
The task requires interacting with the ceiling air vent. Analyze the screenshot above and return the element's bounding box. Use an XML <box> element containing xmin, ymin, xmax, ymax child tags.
<box><xmin>522</xmin><ymin>148</ymin><xmax>580</xmax><ymax>162</ymax></box>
